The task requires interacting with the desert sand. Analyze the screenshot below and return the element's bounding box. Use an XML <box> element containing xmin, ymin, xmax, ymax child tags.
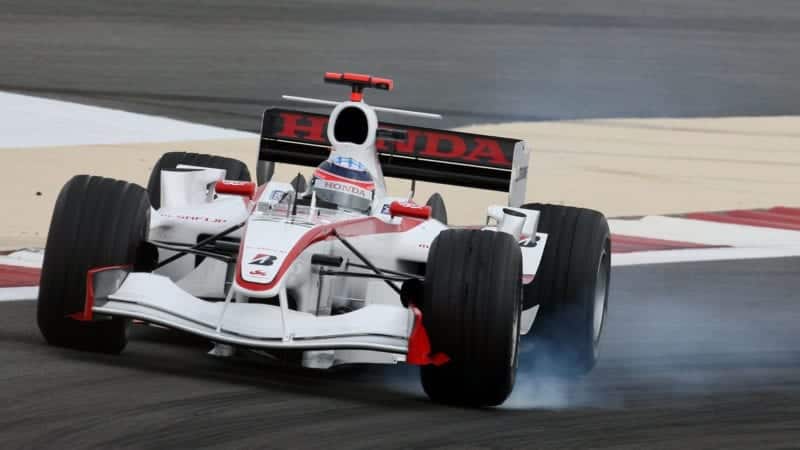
<box><xmin>2</xmin><ymin>117</ymin><xmax>798</xmax><ymax>250</ymax></box>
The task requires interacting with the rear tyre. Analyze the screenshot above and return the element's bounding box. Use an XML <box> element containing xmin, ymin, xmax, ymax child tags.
<box><xmin>147</xmin><ymin>152</ymin><xmax>251</xmax><ymax>209</ymax></box>
<box><xmin>37</xmin><ymin>175</ymin><xmax>151</xmax><ymax>354</ymax></box>
<box><xmin>420</xmin><ymin>230</ymin><xmax>522</xmax><ymax>407</ymax></box>
<box><xmin>425</xmin><ymin>193</ymin><xmax>448</xmax><ymax>225</ymax></box>
<box><xmin>521</xmin><ymin>203</ymin><xmax>610</xmax><ymax>375</ymax></box>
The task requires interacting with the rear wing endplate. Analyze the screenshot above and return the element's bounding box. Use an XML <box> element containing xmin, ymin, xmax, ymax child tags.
<box><xmin>258</xmin><ymin>108</ymin><xmax>530</xmax><ymax>206</ymax></box>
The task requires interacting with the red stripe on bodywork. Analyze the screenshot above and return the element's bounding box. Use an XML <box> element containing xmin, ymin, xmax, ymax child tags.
<box><xmin>236</xmin><ymin>216</ymin><xmax>423</xmax><ymax>292</ymax></box>
<box><xmin>0</xmin><ymin>264</ymin><xmax>40</xmax><ymax>287</ymax></box>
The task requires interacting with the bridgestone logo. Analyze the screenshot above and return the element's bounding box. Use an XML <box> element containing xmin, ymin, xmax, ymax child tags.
<box><xmin>249</xmin><ymin>254</ymin><xmax>277</xmax><ymax>266</ymax></box>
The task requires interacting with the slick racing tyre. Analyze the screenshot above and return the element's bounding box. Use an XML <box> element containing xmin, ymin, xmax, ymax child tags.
<box><xmin>37</xmin><ymin>175</ymin><xmax>151</xmax><ymax>354</ymax></box>
<box><xmin>147</xmin><ymin>152</ymin><xmax>251</xmax><ymax>209</ymax></box>
<box><xmin>425</xmin><ymin>193</ymin><xmax>448</xmax><ymax>225</ymax></box>
<box><xmin>421</xmin><ymin>229</ymin><xmax>522</xmax><ymax>407</ymax></box>
<box><xmin>521</xmin><ymin>203</ymin><xmax>610</xmax><ymax>375</ymax></box>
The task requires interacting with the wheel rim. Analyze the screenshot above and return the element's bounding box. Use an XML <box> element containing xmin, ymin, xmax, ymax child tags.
<box><xmin>592</xmin><ymin>246</ymin><xmax>610</xmax><ymax>344</ymax></box>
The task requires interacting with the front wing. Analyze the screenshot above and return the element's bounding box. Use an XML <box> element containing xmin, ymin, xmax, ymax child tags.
<box><xmin>91</xmin><ymin>270</ymin><xmax>414</xmax><ymax>355</ymax></box>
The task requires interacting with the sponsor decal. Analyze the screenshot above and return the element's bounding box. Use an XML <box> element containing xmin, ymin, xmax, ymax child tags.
<box><xmin>249</xmin><ymin>269</ymin><xmax>267</xmax><ymax>277</ymax></box>
<box><xmin>268</xmin><ymin>110</ymin><xmax>514</xmax><ymax>168</ymax></box>
<box><xmin>249</xmin><ymin>253</ymin><xmax>278</xmax><ymax>266</ymax></box>
<box><xmin>376</xmin><ymin>130</ymin><xmax>511</xmax><ymax>168</ymax></box>
<box><xmin>270</xmin><ymin>190</ymin><xmax>286</xmax><ymax>201</ymax></box>
<box><xmin>273</xmin><ymin>111</ymin><xmax>328</xmax><ymax>143</ymax></box>
<box><xmin>380</xmin><ymin>203</ymin><xmax>390</xmax><ymax>214</ymax></box>
<box><xmin>313</xmin><ymin>178</ymin><xmax>372</xmax><ymax>200</ymax></box>
<box><xmin>161</xmin><ymin>214</ymin><xmax>227</xmax><ymax>224</ymax></box>
<box><xmin>314</xmin><ymin>167</ymin><xmax>375</xmax><ymax>190</ymax></box>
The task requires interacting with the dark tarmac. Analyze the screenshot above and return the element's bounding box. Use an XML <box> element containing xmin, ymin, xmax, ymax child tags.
<box><xmin>1</xmin><ymin>259</ymin><xmax>798</xmax><ymax>448</ymax></box>
<box><xmin>1</xmin><ymin>1</ymin><xmax>800</xmax><ymax>130</ymax></box>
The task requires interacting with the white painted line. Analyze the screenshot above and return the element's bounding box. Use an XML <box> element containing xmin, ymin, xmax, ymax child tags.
<box><xmin>609</xmin><ymin>216</ymin><xmax>800</xmax><ymax>248</ymax></box>
<box><xmin>0</xmin><ymin>91</ymin><xmax>255</xmax><ymax>149</ymax></box>
<box><xmin>0</xmin><ymin>250</ymin><xmax>44</xmax><ymax>268</ymax></box>
<box><xmin>0</xmin><ymin>286</ymin><xmax>38</xmax><ymax>302</ymax></box>
<box><xmin>0</xmin><ymin>258</ymin><xmax>41</xmax><ymax>269</ymax></box>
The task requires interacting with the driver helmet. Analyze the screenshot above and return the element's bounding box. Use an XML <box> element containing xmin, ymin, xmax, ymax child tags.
<box><xmin>310</xmin><ymin>156</ymin><xmax>375</xmax><ymax>213</ymax></box>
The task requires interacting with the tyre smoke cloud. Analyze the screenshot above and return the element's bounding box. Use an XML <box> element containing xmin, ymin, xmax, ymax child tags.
<box><xmin>504</xmin><ymin>260</ymin><xmax>800</xmax><ymax>409</ymax></box>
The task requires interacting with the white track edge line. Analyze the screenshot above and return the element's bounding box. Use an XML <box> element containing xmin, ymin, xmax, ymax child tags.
<box><xmin>0</xmin><ymin>286</ymin><xmax>38</xmax><ymax>302</ymax></box>
<box><xmin>613</xmin><ymin>246</ymin><xmax>800</xmax><ymax>266</ymax></box>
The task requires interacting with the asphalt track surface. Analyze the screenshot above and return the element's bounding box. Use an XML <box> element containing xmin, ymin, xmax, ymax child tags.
<box><xmin>2</xmin><ymin>1</ymin><xmax>800</xmax><ymax>448</ymax></box>
<box><xmin>0</xmin><ymin>258</ymin><xmax>798</xmax><ymax>448</ymax></box>
<box><xmin>2</xmin><ymin>1</ymin><xmax>800</xmax><ymax>130</ymax></box>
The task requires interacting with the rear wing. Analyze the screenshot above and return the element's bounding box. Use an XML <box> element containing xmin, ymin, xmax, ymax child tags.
<box><xmin>258</xmin><ymin>108</ymin><xmax>530</xmax><ymax>206</ymax></box>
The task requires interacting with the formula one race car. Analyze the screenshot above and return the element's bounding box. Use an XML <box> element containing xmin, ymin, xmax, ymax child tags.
<box><xmin>37</xmin><ymin>72</ymin><xmax>610</xmax><ymax>407</ymax></box>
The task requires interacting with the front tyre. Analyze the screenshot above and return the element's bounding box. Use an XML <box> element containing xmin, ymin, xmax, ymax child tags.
<box><xmin>37</xmin><ymin>175</ymin><xmax>150</xmax><ymax>354</ymax></box>
<box><xmin>420</xmin><ymin>230</ymin><xmax>523</xmax><ymax>407</ymax></box>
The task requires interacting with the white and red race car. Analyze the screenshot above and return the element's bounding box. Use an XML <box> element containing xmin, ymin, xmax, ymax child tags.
<box><xmin>37</xmin><ymin>73</ymin><xmax>610</xmax><ymax>407</ymax></box>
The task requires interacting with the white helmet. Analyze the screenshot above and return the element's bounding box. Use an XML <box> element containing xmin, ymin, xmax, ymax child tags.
<box><xmin>310</xmin><ymin>156</ymin><xmax>375</xmax><ymax>213</ymax></box>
